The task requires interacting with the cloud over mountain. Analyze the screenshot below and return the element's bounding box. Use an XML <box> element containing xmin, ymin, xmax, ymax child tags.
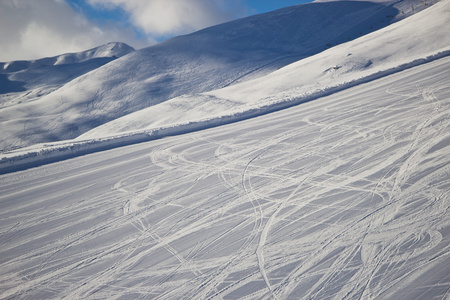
<box><xmin>0</xmin><ymin>0</ymin><xmax>144</xmax><ymax>62</ymax></box>
<box><xmin>87</xmin><ymin>0</ymin><xmax>246</xmax><ymax>37</ymax></box>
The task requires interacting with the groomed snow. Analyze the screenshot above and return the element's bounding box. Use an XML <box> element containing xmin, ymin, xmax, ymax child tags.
<box><xmin>0</xmin><ymin>54</ymin><xmax>448</xmax><ymax>299</ymax></box>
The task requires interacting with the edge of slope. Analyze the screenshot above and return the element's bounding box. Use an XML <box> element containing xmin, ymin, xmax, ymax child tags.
<box><xmin>0</xmin><ymin>50</ymin><xmax>449</xmax><ymax>175</ymax></box>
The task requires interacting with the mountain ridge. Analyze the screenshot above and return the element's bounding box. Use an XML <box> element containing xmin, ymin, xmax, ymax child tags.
<box><xmin>0</xmin><ymin>42</ymin><xmax>134</xmax><ymax>72</ymax></box>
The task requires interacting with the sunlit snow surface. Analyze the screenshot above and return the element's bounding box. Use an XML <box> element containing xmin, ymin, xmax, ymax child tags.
<box><xmin>78</xmin><ymin>0</ymin><xmax>450</xmax><ymax>141</ymax></box>
<box><xmin>0</xmin><ymin>0</ymin><xmax>449</xmax><ymax>298</ymax></box>
<box><xmin>0</xmin><ymin>0</ymin><xmax>441</xmax><ymax>152</ymax></box>
<box><xmin>1</xmin><ymin>55</ymin><xmax>449</xmax><ymax>299</ymax></box>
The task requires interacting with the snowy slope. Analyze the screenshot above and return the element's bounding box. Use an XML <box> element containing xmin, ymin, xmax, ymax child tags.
<box><xmin>0</xmin><ymin>42</ymin><xmax>134</xmax><ymax>92</ymax></box>
<box><xmin>0</xmin><ymin>0</ymin><xmax>449</xmax><ymax>299</ymax></box>
<box><xmin>0</xmin><ymin>0</ymin><xmax>428</xmax><ymax>152</ymax></box>
<box><xmin>0</xmin><ymin>55</ymin><xmax>448</xmax><ymax>299</ymax></box>
<box><xmin>79</xmin><ymin>0</ymin><xmax>450</xmax><ymax>139</ymax></box>
<box><xmin>0</xmin><ymin>42</ymin><xmax>134</xmax><ymax>150</ymax></box>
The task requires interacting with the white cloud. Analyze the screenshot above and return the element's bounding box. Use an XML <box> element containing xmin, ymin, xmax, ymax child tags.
<box><xmin>87</xmin><ymin>0</ymin><xmax>247</xmax><ymax>37</ymax></box>
<box><xmin>0</xmin><ymin>0</ymin><xmax>148</xmax><ymax>62</ymax></box>
<box><xmin>0</xmin><ymin>0</ymin><xmax>247</xmax><ymax>62</ymax></box>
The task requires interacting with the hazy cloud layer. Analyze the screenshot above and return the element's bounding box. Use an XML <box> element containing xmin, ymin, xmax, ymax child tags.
<box><xmin>88</xmin><ymin>0</ymin><xmax>246</xmax><ymax>37</ymax></box>
<box><xmin>0</xmin><ymin>0</ymin><xmax>147</xmax><ymax>62</ymax></box>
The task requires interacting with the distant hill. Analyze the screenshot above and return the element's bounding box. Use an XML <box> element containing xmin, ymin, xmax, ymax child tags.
<box><xmin>0</xmin><ymin>42</ymin><xmax>134</xmax><ymax>92</ymax></box>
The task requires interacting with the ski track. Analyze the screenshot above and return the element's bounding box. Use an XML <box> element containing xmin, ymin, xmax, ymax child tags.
<box><xmin>0</xmin><ymin>58</ymin><xmax>449</xmax><ymax>299</ymax></box>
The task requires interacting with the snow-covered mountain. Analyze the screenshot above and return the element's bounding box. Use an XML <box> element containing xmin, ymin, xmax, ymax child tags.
<box><xmin>0</xmin><ymin>0</ymin><xmax>436</xmax><ymax>152</ymax></box>
<box><xmin>0</xmin><ymin>42</ymin><xmax>134</xmax><ymax>92</ymax></box>
<box><xmin>0</xmin><ymin>42</ymin><xmax>135</xmax><ymax>150</ymax></box>
<box><xmin>79</xmin><ymin>0</ymin><xmax>450</xmax><ymax>139</ymax></box>
<box><xmin>0</xmin><ymin>0</ymin><xmax>449</xmax><ymax>299</ymax></box>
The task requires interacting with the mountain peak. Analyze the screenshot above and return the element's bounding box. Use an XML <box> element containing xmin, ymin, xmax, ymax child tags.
<box><xmin>54</xmin><ymin>42</ymin><xmax>135</xmax><ymax>65</ymax></box>
<box><xmin>1</xmin><ymin>42</ymin><xmax>135</xmax><ymax>72</ymax></box>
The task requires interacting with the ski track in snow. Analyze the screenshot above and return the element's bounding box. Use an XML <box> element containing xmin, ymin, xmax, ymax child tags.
<box><xmin>0</xmin><ymin>58</ymin><xmax>449</xmax><ymax>299</ymax></box>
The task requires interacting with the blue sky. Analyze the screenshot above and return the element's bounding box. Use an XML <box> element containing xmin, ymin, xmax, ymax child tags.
<box><xmin>68</xmin><ymin>1</ymin><xmax>310</xmax><ymax>24</ymax></box>
<box><xmin>0</xmin><ymin>0</ymin><xmax>311</xmax><ymax>62</ymax></box>
<box><xmin>246</xmin><ymin>0</ymin><xmax>311</xmax><ymax>13</ymax></box>
<box><xmin>67</xmin><ymin>0</ymin><xmax>311</xmax><ymax>41</ymax></box>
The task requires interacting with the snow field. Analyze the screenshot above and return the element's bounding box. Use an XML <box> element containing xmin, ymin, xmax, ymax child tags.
<box><xmin>0</xmin><ymin>0</ymin><xmax>449</xmax><ymax>298</ymax></box>
<box><xmin>0</xmin><ymin>55</ymin><xmax>449</xmax><ymax>299</ymax></box>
